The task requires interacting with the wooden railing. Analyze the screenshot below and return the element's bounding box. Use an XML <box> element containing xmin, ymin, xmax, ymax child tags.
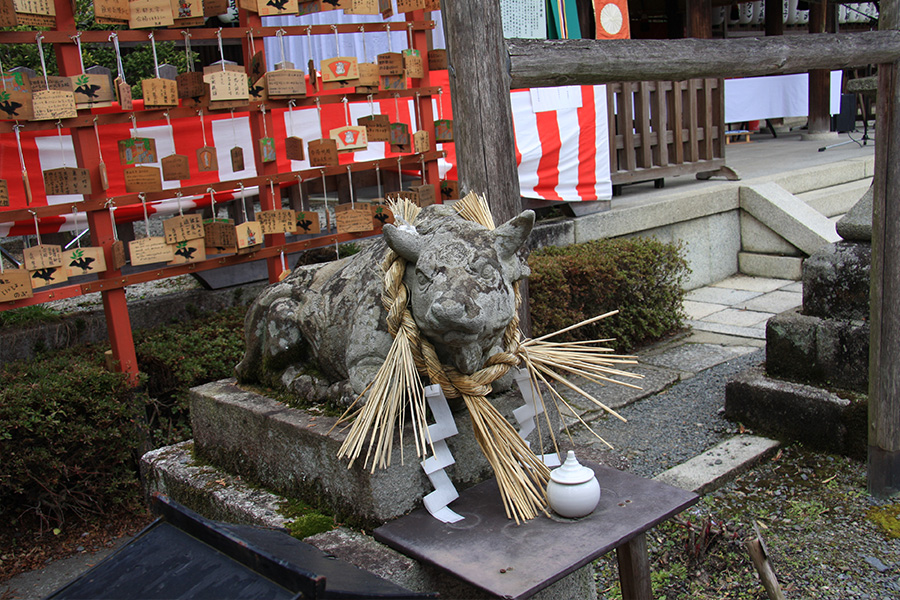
<box><xmin>606</xmin><ymin>78</ymin><xmax>725</xmax><ymax>187</ymax></box>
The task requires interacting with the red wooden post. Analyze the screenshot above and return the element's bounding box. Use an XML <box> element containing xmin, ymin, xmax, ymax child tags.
<box><xmin>54</xmin><ymin>0</ymin><xmax>139</xmax><ymax>385</ymax></box>
<box><xmin>409</xmin><ymin>11</ymin><xmax>440</xmax><ymax>193</ymax></box>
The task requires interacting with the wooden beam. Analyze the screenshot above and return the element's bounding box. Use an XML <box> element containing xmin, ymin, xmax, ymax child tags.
<box><xmin>868</xmin><ymin>1</ymin><xmax>900</xmax><ymax>498</ymax></box>
<box><xmin>507</xmin><ymin>31</ymin><xmax>900</xmax><ymax>88</ymax></box>
<box><xmin>807</xmin><ymin>0</ymin><xmax>831</xmax><ymax>135</ymax></box>
<box><xmin>765</xmin><ymin>0</ymin><xmax>784</xmax><ymax>37</ymax></box>
<box><xmin>686</xmin><ymin>0</ymin><xmax>712</xmax><ymax>39</ymax></box>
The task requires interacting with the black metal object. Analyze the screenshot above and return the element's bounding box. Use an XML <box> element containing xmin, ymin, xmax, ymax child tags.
<box><xmin>47</xmin><ymin>494</ymin><xmax>435</xmax><ymax>600</ymax></box>
<box><xmin>374</xmin><ymin>463</ymin><xmax>698</xmax><ymax>600</ymax></box>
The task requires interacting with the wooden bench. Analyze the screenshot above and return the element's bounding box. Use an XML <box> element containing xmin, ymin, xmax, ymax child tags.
<box><xmin>725</xmin><ymin>130</ymin><xmax>752</xmax><ymax>144</ymax></box>
<box><xmin>374</xmin><ymin>462</ymin><xmax>698</xmax><ymax>600</ymax></box>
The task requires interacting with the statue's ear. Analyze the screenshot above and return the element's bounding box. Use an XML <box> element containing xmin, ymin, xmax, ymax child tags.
<box><xmin>383</xmin><ymin>222</ymin><xmax>423</xmax><ymax>262</ymax></box>
<box><xmin>493</xmin><ymin>210</ymin><xmax>535</xmax><ymax>260</ymax></box>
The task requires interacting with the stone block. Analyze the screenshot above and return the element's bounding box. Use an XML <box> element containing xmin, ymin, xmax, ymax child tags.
<box><xmin>802</xmin><ymin>241</ymin><xmax>871</xmax><ymax>320</ymax></box>
<box><xmin>765</xmin><ymin>309</ymin><xmax>869</xmax><ymax>393</ymax></box>
<box><xmin>836</xmin><ymin>183</ymin><xmax>873</xmax><ymax>242</ymax></box>
<box><xmin>798</xmin><ymin>178</ymin><xmax>871</xmax><ymax>218</ymax></box>
<box><xmin>530</xmin><ymin>218</ymin><xmax>575</xmax><ymax>252</ymax></box>
<box><xmin>190</xmin><ymin>379</ymin><xmax>559</xmax><ymax>526</ymax></box>
<box><xmin>725</xmin><ymin>367</ymin><xmax>866</xmax><ymax>456</ymax></box>
<box><xmin>770</xmin><ymin>160</ymin><xmax>870</xmax><ymax>195</ymax></box>
<box><xmin>741</xmin><ymin>213</ymin><xmax>801</xmax><ymax>256</ymax></box>
<box><xmin>738</xmin><ymin>252</ymin><xmax>803</xmax><ymax>281</ymax></box>
<box><xmin>740</xmin><ymin>183</ymin><xmax>840</xmax><ymax>255</ymax></box>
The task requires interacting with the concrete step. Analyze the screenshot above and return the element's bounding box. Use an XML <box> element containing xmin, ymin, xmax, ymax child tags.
<box><xmin>738</xmin><ymin>252</ymin><xmax>803</xmax><ymax>281</ymax></box>
<box><xmin>796</xmin><ymin>178</ymin><xmax>872</xmax><ymax>218</ymax></box>
<box><xmin>740</xmin><ymin>183</ymin><xmax>841</xmax><ymax>256</ymax></box>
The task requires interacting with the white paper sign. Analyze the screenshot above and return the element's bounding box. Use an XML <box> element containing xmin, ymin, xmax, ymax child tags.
<box><xmin>529</xmin><ymin>86</ymin><xmax>583</xmax><ymax>113</ymax></box>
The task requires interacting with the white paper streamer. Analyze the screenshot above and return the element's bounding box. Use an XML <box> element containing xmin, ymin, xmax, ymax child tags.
<box><xmin>420</xmin><ymin>384</ymin><xmax>463</xmax><ymax>523</ymax></box>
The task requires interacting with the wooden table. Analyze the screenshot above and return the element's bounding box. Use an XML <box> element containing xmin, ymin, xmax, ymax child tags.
<box><xmin>374</xmin><ymin>463</ymin><xmax>698</xmax><ymax>599</ymax></box>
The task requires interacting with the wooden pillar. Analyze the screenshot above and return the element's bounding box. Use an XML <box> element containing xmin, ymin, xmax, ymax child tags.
<box><xmin>686</xmin><ymin>0</ymin><xmax>712</xmax><ymax>39</ymax></box>
<box><xmin>54</xmin><ymin>0</ymin><xmax>138</xmax><ymax>385</ymax></box>
<box><xmin>439</xmin><ymin>0</ymin><xmax>521</xmax><ymax>224</ymax></box>
<box><xmin>765</xmin><ymin>0</ymin><xmax>784</xmax><ymax>36</ymax></box>
<box><xmin>868</xmin><ymin>0</ymin><xmax>900</xmax><ymax>497</ymax></box>
<box><xmin>807</xmin><ymin>0</ymin><xmax>831</xmax><ymax>135</ymax></box>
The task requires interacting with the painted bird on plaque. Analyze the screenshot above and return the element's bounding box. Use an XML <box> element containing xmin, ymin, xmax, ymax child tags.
<box><xmin>249</xmin><ymin>51</ymin><xmax>266</xmax><ymax>83</ymax></box>
<box><xmin>64</xmin><ymin>246</ymin><xmax>106</xmax><ymax>277</ymax></box>
<box><xmin>440</xmin><ymin>179</ymin><xmax>460</xmax><ymax>201</ymax></box>
<box><xmin>0</xmin><ymin>269</ymin><xmax>33</xmax><ymax>302</ymax></box>
<box><xmin>29</xmin><ymin>265</ymin><xmax>67</xmax><ymax>289</ymax></box>
<box><xmin>248</xmin><ymin>76</ymin><xmax>268</xmax><ymax>102</ymax></box>
<box><xmin>295</xmin><ymin>210</ymin><xmax>320</xmax><ymax>234</ymax></box>
<box><xmin>169</xmin><ymin>239</ymin><xmax>206</xmax><ymax>264</ymax></box>
<box><xmin>331</xmin><ymin>125</ymin><xmax>368</xmax><ymax>152</ymax></box>
<box><xmin>371</xmin><ymin>202</ymin><xmax>394</xmax><ymax>232</ymax></box>
<box><xmin>72</xmin><ymin>73</ymin><xmax>114</xmax><ymax>107</ymax></box>
<box><xmin>257</xmin><ymin>0</ymin><xmax>298</xmax><ymax>16</ymax></box>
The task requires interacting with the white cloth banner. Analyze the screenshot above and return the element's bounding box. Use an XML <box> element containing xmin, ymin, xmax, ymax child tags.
<box><xmin>724</xmin><ymin>71</ymin><xmax>843</xmax><ymax>123</ymax></box>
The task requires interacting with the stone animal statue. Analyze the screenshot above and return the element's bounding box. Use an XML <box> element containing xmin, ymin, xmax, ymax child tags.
<box><xmin>235</xmin><ymin>204</ymin><xmax>535</xmax><ymax>405</ymax></box>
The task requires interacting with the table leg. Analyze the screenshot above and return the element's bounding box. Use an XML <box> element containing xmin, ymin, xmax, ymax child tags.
<box><xmin>616</xmin><ymin>533</ymin><xmax>652</xmax><ymax>600</ymax></box>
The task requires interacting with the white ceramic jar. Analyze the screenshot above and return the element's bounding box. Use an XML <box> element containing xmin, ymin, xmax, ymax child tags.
<box><xmin>546</xmin><ymin>451</ymin><xmax>601</xmax><ymax>518</ymax></box>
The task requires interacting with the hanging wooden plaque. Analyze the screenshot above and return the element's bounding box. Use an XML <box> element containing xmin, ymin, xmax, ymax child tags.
<box><xmin>410</xmin><ymin>183</ymin><xmax>435</xmax><ymax>207</ymax></box>
<box><xmin>118</xmin><ymin>137</ymin><xmax>158</xmax><ymax>165</ymax></box>
<box><xmin>396</xmin><ymin>0</ymin><xmax>423</xmax><ymax>11</ymax></box>
<box><xmin>0</xmin><ymin>88</ymin><xmax>33</xmax><ymax>121</ymax></box>
<box><xmin>162</xmin><ymin>154</ymin><xmax>190</xmax><ymax>181</ymax></box>
<box><xmin>257</xmin><ymin>0</ymin><xmax>297</xmax><ymax>15</ymax></box>
<box><xmin>64</xmin><ymin>247</ymin><xmax>106</xmax><ymax>277</ymax></box>
<box><xmin>322</xmin><ymin>79</ymin><xmax>357</xmax><ymax>92</ymax></box>
<box><xmin>371</xmin><ymin>203</ymin><xmax>394</xmax><ymax>231</ymax></box>
<box><xmin>258</xmin><ymin>209</ymin><xmax>297</xmax><ymax>235</ymax></box>
<box><xmin>204</xmin><ymin>70</ymin><xmax>248</xmax><ymax>102</ymax></box>
<box><xmin>197</xmin><ymin>147</ymin><xmax>218</xmax><ymax>172</ymax></box>
<box><xmin>0</xmin><ymin>0</ymin><xmax>17</xmax><ymax>26</ymax></box>
<box><xmin>248</xmin><ymin>51</ymin><xmax>265</xmax><ymax>84</ymax></box>
<box><xmin>355</xmin><ymin>62</ymin><xmax>379</xmax><ymax>88</ymax></box>
<box><xmin>123</xmin><ymin>165</ymin><xmax>163</xmax><ymax>193</ymax></box>
<box><xmin>259</xmin><ymin>138</ymin><xmax>276</xmax><ymax>163</ymax></box>
<box><xmin>390</xmin><ymin>122</ymin><xmax>411</xmax><ymax>153</ymax></box>
<box><xmin>402</xmin><ymin>49</ymin><xmax>424</xmax><ymax>79</ymax></box>
<box><xmin>435</xmin><ymin>119</ymin><xmax>454</xmax><ymax>143</ymax></box>
<box><xmin>427</xmin><ymin>49</ymin><xmax>448</xmax><ymax>70</ymax></box>
<box><xmin>237</xmin><ymin>0</ymin><xmax>256</xmax><ymax>11</ymax></box>
<box><xmin>0</xmin><ymin>179</ymin><xmax>8</xmax><ymax>206</ymax></box>
<box><xmin>343</xmin><ymin>0</ymin><xmax>377</xmax><ymax>14</ymax></box>
<box><xmin>358</xmin><ymin>114</ymin><xmax>390</xmax><ymax>142</ymax></box>
<box><xmin>169</xmin><ymin>239</ymin><xmax>206</xmax><ymax>264</ymax></box>
<box><xmin>377</xmin><ymin>52</ymin><xmax>404</xmax><ymax>77</ymax></box>
<box><xmin>15</xmin><ymin>12</ymin><xmax>53</xmax><ymax>26</ymax></box>
<box><xmin>43</xmin><ymin>167</ymin><xmax>91</xmax><ymax>196</ymax></box>
<box><xmin>110</xmin><ymin>239</ymin><xmax>127</xmax><ymax>270</ymax></box>
<box><xmin>285</xmin><ymin>137</ymin><xmax>304</xmax><ymax>161</ymax></box>
<box><xmin>24</xmin><ymin>244</ymin><xmax>62</xmax><ymax>270</ymax></box>
<box><xmin>230</xmin><ymin>146</ymin><xmax>244</xmax><ymax>171</ymax></box>
<box><xmin>163</xmin><ymin>213</ymin><xmax>204</xmax><ymax>243</ymax></box>
<box><xmin>386</xmin><ymin>190</ymin><xmax>418</xmax><ymax>205</ymax></box>
<box><xmin>378</xmin><ymin>0</ymin><xmax>391</xmax><ymax>17</ymax></box>
<box><xmin>141</xmin><ymin>78</ymin><xmax>178</xmax><ymax>107</ymax></box>
<box><xmin>202</xmin><ymin>64</ymin><xmax>245</xmax><ymax>76</ymax></box>
<box><xmin>30</xmin><ymin>76</ymin><xmax>72</xmax><ymax>94</ymax></box>
<box><xmin>0</xmin><ymin>269</ymin><xmax>32</xmax><ymax>302</ymax></box>
<box><xmin>173</xmin><ymin>0</ymin><xmax>203</xmax><ymax>21</ymax></box>
<box><xmin>266</xmin><ymin>70</ymin><xmax>306</xmax><ymax>97</ymax></box>
<box><xmin>29</xmin><ymin>265</ymin><xmax>67</xmax><ymax>289</ymax></box>
<box><xmin>202</xmin><ymin>0</ymin><xmax>227</xmax><ymax>14</ymax></box>
<box><xmin>129</xmin><ymin>236</ymin><xmax>174</xmax><ymax>266</ymax></box>
<box><xmin>422</xmin><ymin>0</ymin><xmax>439</xmax><ymax>9</ymax></box>
<box><xmin>98</xmin><ymin>162</ymin><xmax>109</xmax><ymax>190</ymax></box>
<box><xmin>116</xmin><ymin>78</ymin><xmax>133</xmax><ymax>110</ymax></box>
<box><xmin>248</xmin><ymin>77</ymin><xmax>267</xmax><ymax>102</ymax></box>
<box><xmin>13</xmin><ymin>0</ymin><xmax>54</xmax><ymax>16</ymax></box>
<box><xmin>1</xmin><ymin>70</ymin><xmax>30</xmax><ymax>92</ymax></box>
<box><xmin>335</xmin><ymin>203</ymin><xmax>373</xmax><ymax>234</ymax></box>
<box><xmin>440</xmin><ymin>179</ymin><xmax>460</xmax><ymax>201</ymax></box>
<box><xmin>32</xmin><ymin>89</ymin><xmax>76</xmax><ymax>120</ymax></box>
<box><xmin>381</xmin><ymin>75</ymin><xmax>407</xmax><ymax>91</ymax></box>
<box><xmin>72</xmin><ymin>73</ymin><xmax>114</xmax><ymax>107</ymax></box>
<box><xmin>321</xmin><ymin>57</ymin><xmax>359</xmax><ymax>83</ymax></box>
<box><xmin>128</xmin><ymin>0</ymin><xmax>175</xmax><ymax>27</ymax></box>
<box><xmin>177</xmin><ymin>71</ymin><xmax>206</xmax><ymax>99</ymax></box>
<box><xmin>204</xmin><ymin>220</ymin><xmax>236</xmax><ymax>254</ymax></box>
<box><xmin>413</xmin><ymin>130</ymin><xmax>430</xmax><ymax>153</ymax></box>
<box><xmin>307</xmin><ymin>139</ymin><xmax>338</xmax><ymax>166</ymax></box>
<box><xmin>331</xmin><ymin>125</ymin><xmax>368</xmax><ymax>152</ymax></box>
<box><xmin>235</xmin><ymin>220</ymin><xmax>262</xmax><ymax>249</ymax></box>
<box><xmin>295</xmin><ymin>210</ymin><xmax>320</xmax><ymax>235</ymax></box>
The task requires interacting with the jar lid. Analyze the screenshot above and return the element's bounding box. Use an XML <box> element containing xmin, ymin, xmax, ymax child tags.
<box><xmin>549</xmin><ymin>451</ymin><xmax>596</xmax><ymax>485</ymax></box>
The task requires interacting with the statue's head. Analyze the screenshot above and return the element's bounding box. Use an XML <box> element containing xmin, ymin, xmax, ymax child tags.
<box><xmin>383</xmin><ymin>205</ymin><xmax>534</xmax><ymax>374</ymax></box>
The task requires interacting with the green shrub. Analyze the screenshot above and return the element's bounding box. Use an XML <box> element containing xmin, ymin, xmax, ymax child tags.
<box><xmin>528</xmin><ymin>237</ymin><xmax>689</xmax><ymax>352</ymax></box>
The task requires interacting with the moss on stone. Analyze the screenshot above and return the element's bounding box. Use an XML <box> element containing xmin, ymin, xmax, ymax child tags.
<box><xmin>867</xmin><ymin>504</ymin><xmax>900</xmax><ymax>539</ymax></box>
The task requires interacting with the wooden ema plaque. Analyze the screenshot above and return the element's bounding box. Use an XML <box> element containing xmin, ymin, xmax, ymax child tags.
<box><xmin>235</xmin><ymin>220</ymin><xmax>262</xmax><ymax>250</ymax></box>
<box><xmin>331</xmin><ymin>125</ymin><xmax>368</xmax><ymax>152</ymax></box>
<box><xmin>123</xmin><ymin>165</ymin><xmax>163</xmax><ymax>193</ymax></box>
<box><xmin>32</xmin><ymin>89</ymin><xmax>76</xmax><ymax>120</ymax></box>
<box><xmin>259</xmin><ymin>138</ymin><xmax>276</xmax><ymax>163</ymax></box>
<box><xmin>0</xmin><ymin>179</ymin><xmax>8</xmax><ymax>207</ymax></box>
<box><xmin>72</xmin><ymin>73</ymin><xmax>114</xmax><ymax>107</ymax></box>
<box><xmin>0</xmin><ymin>269</ymin><xmax>33</xmax><ymax>302</ymax></box>
<box><xmin>258</xmin><ymin>209</ymin><xmax>297</xmax><ymax>235</ymax></box>
<box><xmin>129</xmin><ymin>0</ymin><xmax>175</xmax><ymax>28</ymax></box>
<box><xmin>0</xmin><ymin>88</ymin><xmax>33</xmax><ymax>121</ymax></box>
<box><xmin>0</xmin><ymin>0</ymin><xmax>17</xmax><ymax>26</ymax></box>
<box><xmin>24</xmin><ymin>244</ymin><xmax>62</xmax><ymax>270</ymax></box>
<box><xmin>390</xmin><ymin>122</ymin><xmax>410</xmax><ymax>153</ymax></box>
<box><xmin>43</xmin><ymin>167</ymin><xmax>91</xmax><ymax>196</ymax></box>
<box><xmin>249</xmin><ymin>51</ymin><xmax>266</xmax><ymax>84</ymax></box>
<box><xmin>203</xmin><ymin>0</ymin><xmax>228</xmax><ymax>15</ymax></box>
<box><xmin>378</xmin><ymin>0</ymin><xmax>391</xmax><ymax>17</ymax></box>
<box><xmin>257</xmin><ymin>0</ymin><xmax>297</xmax><ymax>16</ymax></box>
<box><xmin>248</xmin><ymin>77</ymin><xmax>267</xmax><ymax>102</ymax></box>
<box><xmin>377</xmin><ymin>52</ymin><xmax>404</xmax><ymax>77</ymax></box>
<box><xmin>177</xmin><ymin>71</ymin><xmax>206</xmax><ymax>100</ymax></box>
<box><xmin>93</xmin><ymin>0</ymin><xmax>128</xmax><ymax>19</ymax></box>
<box><xmin>356</xmin><ymin>62</ymin><xmax>379</xmax><ymax>88</ymax></box>
<box><xmin>334</xmin><ymin>203</ymin><xmax>373</xmax><ymax>234</ymax></box>
<box><xmin>162</xmin><ymin>154</ymin><xmax>190</xmax><ymax>181</ymax></box>
<box><xmin>410</xmin><ymin>183</ymin><xmax>435</xmax><ymax>207</ymax></box>
<box><xmin>381</xmin><ymin>75</ymin><xmax>407</xmax><ymax>91</ymax></box>
<box><xmin>266</xmin><ymin>70</ymin><xmax>306</xmax><ymax>97</ymax></box>
<box><xmin>173</xmin><ymin>0</ymin><xmax>203</xmax><ymax>20</ymax></box>
<box><xmin>116</xmin><ymin>78</ymin><xmax>133</xmax><ymax>110</ymax></box>
<box><xmin>141</xmin><ymin>78</ymin><xmax>178</xmax><ymax>108</ymax></box>
<box><xmin>119</xmin><ymin>137</ymin><xmax>158</xmax><ymax>165</ymax></box>
<box><xmin>30</xmin><ymin>76</ymin><xmax>71</xmax><ymax>94</ymax></box>
<box><xmin>413</xmin><ymin>129</ymin><xmax>430</xmax><ymax>153</ymax></box>
<box><xmin>321</xmin><ymin>57</ymin><xmax>359</xmax><ymax>83</ymax></box>
<box><xmin>64</xmin><ymin>247</ymin><xmax>106</xmax><ymax>277</ymax></box>
<box><xmin>358</xmin><ymin>114</ymin><xmax>390</xmax><ymax>142</ymax></box>
<box><xmin>440</xmin><ymin>179</ymin><xmax>460</xmax><ymax>201</ymax></box>
<box><xmin>396</xmin><ymin>0</ymin><xmax>423</xmax><ymax>11</ymax></box>
<box><xmin>29</xmin><ymin>265</ymin><xmax>67</xmax><ymax>289</ymax></box>
<box><xmin>435</xmin><ymin>119</ymin><xmax>454</xmax><ymax>143</ymax></box>
<box><xmin>285</xmin><ymin>136</ymin><xmax>304</xmax><ymax>161</ymax></box>
<box><xmin>308</xmin><ymin>139</ymin><xmax>338</xmax><ymax>167</ymax></box>
<box><xmin>110</xmin><ymin>239</ymin><xmax>127</xmax><ymax>270</ymax></box>
<box><xmin>427</xmin><ymin>49</ymin><xmax>448</xmax><ymax>71</ymax></box>
<box><xmin>371</xmin><ymin>203</ymin><xmax>394</xmax><ymax>232</ymax></box>
<box><xmin>402</xmin><ymin>49</ymin><xmax>424</xmax><ymax>79</ymax></box>
<box><xmin>204</xmin><ymin>220</ymin><xmax>236</xmax><ymax>254</ymax></box>
<box><xmin>344</xmin><ymin>0</ymin><xmax>377</xmax><ymax>14</ymax></box>
<box><xmin>197</xmin><ymin>147</ymin><xmax>218</xmax><ymax>172</ymax></box>
<box><xmin>204</xmin><ymin>70</ymin><xmax>248</xmax><ymax>102</ymax></box>
<box><xmin>163</xmin><ymin>213</ymin><xmax>204</xmax><ymax>243</ymax></box>
<box><xmin>230</xmin><ymin>146</ymin><xmax>244</xmax><ymax>171</ymax></box>
<box><xmin>129</xmin><ymin>236</ymin><xmax>174</xmax><ymax>266</ymax></box>
<box><xmin>169</xmin><ymin>239</ymin><xmax>206</xmax><ymax>264</ymax></box>
<box><xmin>295</xmin><ymin>210</ymin><xmax>320</xmax><ymax>235</ymax></box>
